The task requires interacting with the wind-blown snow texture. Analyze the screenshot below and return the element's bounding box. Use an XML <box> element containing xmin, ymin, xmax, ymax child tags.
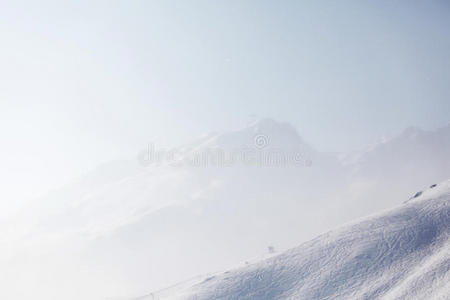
<box><xmin>145</xmin><ymin>180</ymin><xmax>450</xmax><ymax>300</ymax></box>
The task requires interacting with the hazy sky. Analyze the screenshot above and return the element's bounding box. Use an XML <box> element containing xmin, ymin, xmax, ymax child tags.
<box><xmin>1</xmin><ymin>0</ymin><xmax>450</xmax><ymax>215</ymax></box>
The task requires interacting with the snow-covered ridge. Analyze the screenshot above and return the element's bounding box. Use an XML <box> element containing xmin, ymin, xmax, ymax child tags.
<box><xmin>142</xmin><ymin>180</ymin><xmax>450</xmax><ymax>300</ymax></box>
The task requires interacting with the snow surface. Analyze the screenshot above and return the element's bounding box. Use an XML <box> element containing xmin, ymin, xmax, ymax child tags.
<box><xmin>140</xmin><ymin>180</ymin><xmax>450</xmax><ymax>300</ymax></box>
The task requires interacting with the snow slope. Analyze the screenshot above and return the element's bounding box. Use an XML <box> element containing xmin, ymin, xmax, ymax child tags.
<box><xmin>143</xmin><ymin>180</ymin><xmax>450</xmax><ymax>300</ymax></box>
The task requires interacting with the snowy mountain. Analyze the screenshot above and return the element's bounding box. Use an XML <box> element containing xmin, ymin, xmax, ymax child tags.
<box><xmin>2</xmin><ymin>119</ymin><xmax>449</xmax><ymax>300</ymax></box>
<box><xmin>138</xmin><ymin>180</ymin><xmax>450</xmax><ymax>300</ymax></box>
<box><xmin>1</xmin><ymin>119</ymin><xmax>346</xmax><ymax>300</ymax></box>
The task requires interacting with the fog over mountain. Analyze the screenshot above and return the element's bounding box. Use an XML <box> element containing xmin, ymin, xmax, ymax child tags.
<box><xmin>1</xmin><ymin>119</ymin><xmax>449</xmax><ymax>300</ymax></box>
<box><xmin>2</xmin><ymin>1</ymin><xmax>450</xmax><ymax>299</ymax></box>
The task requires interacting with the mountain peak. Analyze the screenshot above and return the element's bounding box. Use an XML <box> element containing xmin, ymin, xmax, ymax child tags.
<box><xmin>248</xmin><ymin>118</ymin><xmax>296</xmax><ymax>133</ymax></box>
<box><xmin>250</xmin><ymin>117</ymin><xmax>281</xmax><ymax>127</ymax></box>
<box><xmin>402</xmin><ymin>126</ymin><xmax>424</xmax><ymax>138</ymax></box>
<box><xmin>205</xmin><ymin>118</ymin><xmax>314</xmax><ymax>152</ymax></box>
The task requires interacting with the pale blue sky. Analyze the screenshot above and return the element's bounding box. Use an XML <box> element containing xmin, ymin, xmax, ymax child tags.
<box><xmin>1</xmin><ymin>1</ymin><xmax>449</xmax><ymax>214</ymax></box>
